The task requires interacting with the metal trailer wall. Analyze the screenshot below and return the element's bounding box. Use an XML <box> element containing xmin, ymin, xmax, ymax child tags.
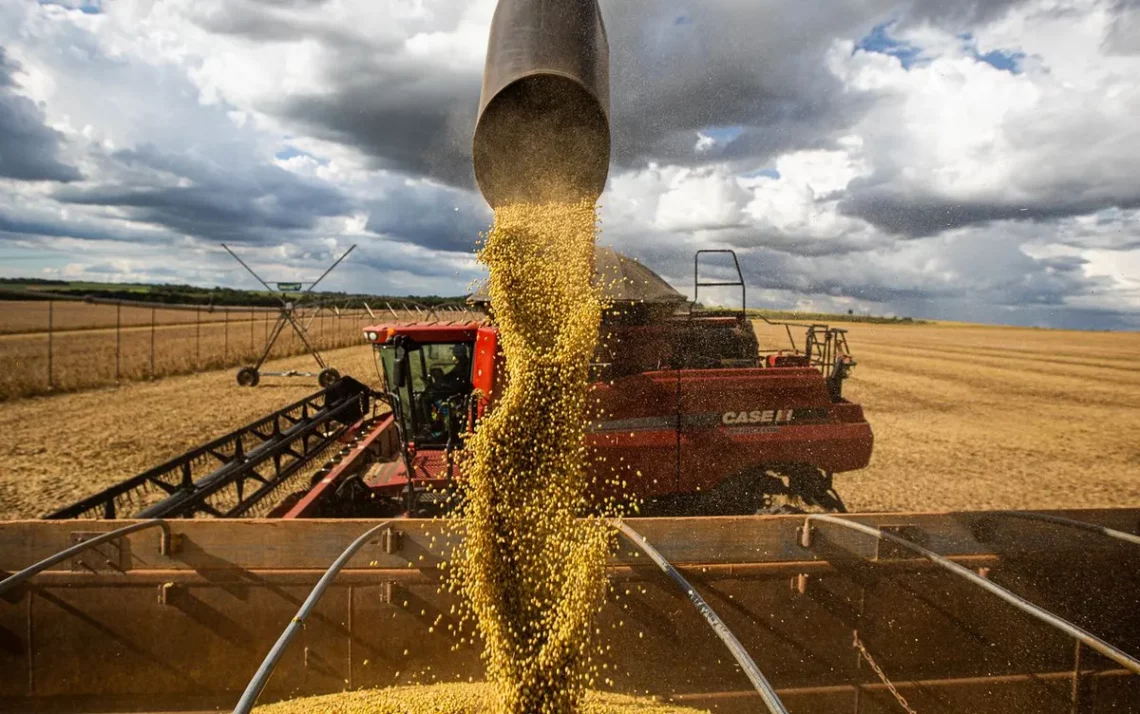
<box><xmin>0</xmin><ymin>511</ymin><xmax>1137</xmax><ymax>713</ymax></box>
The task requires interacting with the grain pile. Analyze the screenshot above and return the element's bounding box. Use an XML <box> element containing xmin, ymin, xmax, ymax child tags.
<box><xmin>448</xmin><ymin>200</ymin><xmax>617</xmax><ymax>714</ymax></box>
<box><xmin>254</xmin><ymin>683</ymin><xmax>707</xmax><ymax>714</ymax></box>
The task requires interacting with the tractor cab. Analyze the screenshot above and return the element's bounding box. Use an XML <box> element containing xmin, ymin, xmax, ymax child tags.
<box><xmin>366</xmin><ymin>324</ymin><xmax>485</xmax><ymax>450</ymax></box>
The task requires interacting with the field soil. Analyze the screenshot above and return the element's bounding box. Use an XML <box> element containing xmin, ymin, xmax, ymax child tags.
<box><xmin>817</xmin><ymin>323</ymin><xmax>1140</xmax><ymax>512</ymax></box>
<box><xmin>0</xmin><ymin>345</ymin><xmax>380</xmax><ymax>520</ymax></box>
<box><xmin>0</xmin><ymin>322</ymin><xmax>1138</xmax><ymax>519</ymax></box>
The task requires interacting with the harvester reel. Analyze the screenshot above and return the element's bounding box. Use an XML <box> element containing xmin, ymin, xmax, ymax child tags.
<box><xmin>318</xmin><ymin>368</ymin><xmax>341</xmax><ymax>388</ymax></box>
<box><xmin>236</xmin><ymin>367</ymin><xmax>260</xmax><ymax>388</ymax></box>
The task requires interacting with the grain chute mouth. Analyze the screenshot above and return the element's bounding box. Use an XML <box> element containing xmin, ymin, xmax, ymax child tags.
<box><xmin>473</xmin><ymin>0</ymin><xmax>610</xmax><ymax>208</ymax></box>
<box><xmin>473</xmin><ymin>73</ymin><xmax>611</xmax><ymax>207</ymax></box>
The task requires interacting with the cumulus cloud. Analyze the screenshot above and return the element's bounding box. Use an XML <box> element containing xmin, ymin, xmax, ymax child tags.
<box><xmin>830</xmin><ymin>7</ymin><xmax>1140</xmax><ymax>238</ymax></box>
<box><xmin>54</xmin><ymin>143</ymin><xmax>354</xmax><ymax>244</ymax></box>
<box><xmin>0</xmin><ymin>46</ymin><xmax>81</xmax><ymax>182</ymax></box>
<box><xmin>1</xmin><ymin>0</ymin><xmax>1139</xmax><ymax>330</ymax></box>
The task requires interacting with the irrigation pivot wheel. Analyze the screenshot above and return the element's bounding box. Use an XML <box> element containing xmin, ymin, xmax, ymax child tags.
<box><xmin>236</xmin><ymin>367</ymin><xmax>260</xmax><ymax>387</ymax></box>
<box><xmin>318</xmin><ymin>368</ymin><xmax>341</xmax><ymax>388</ymax></box>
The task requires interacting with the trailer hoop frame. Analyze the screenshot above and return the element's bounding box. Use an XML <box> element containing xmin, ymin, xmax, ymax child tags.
<box><xmin>613</xmin><ymin>520</ymin><xmax>790</xmax><ymax>714</ymax></box>
<box><xmin>801</xmin><ymin>514</ymin><xmax>1140</xmax><ymax>675</ymax></box>
<box><xmin>232</xmin><ymin>520</ymin><xmax>397</xmax><ymax>714</ymax></box>
<box><xmin>0</xmin><ymin>519</ymin><xmax>172</xmax><ymax>597</ymax></box>
<box><xmin>986</xmin><ymin>510</ymin><xmax>1140</xmax><ymax>547</ymax></box>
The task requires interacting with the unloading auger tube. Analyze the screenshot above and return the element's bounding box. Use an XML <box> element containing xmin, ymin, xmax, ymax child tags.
<box><xmin>473</xmin><ymin>0</ymin><xmax>610</xmax><ymax>207</ymax></box>
<box><xmin>613</xmin><ymin>520</ymin><xmax>791</xmax><ymax>714</ymax></box>
<box><xmin>800</xmin><ymin>513</ymin><xmax>1140</xmax><ymax>675</ymax></box>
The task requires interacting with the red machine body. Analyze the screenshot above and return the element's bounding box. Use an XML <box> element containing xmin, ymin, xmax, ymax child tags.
<box><xmin>311</xmin><ymin>312</ymin><xmax>873</xmax><ymax>518</ymax></box>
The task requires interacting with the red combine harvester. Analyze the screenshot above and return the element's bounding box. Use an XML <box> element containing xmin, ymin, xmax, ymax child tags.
<box><xmin>345</xmin><ymin>248</ymin><xmax>870</xmax><ymax>518</ymax></box>
<box><xmin>44</xmin><ymin>249</ymin><xmax>871</xmax><ymax>522</ymax></box>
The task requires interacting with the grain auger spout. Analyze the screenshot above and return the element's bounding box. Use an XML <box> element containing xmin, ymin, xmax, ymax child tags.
<box><xmin>473</xmin><ymin>0</ymin><xmax>611</xmax><ymax>207</ymax></box>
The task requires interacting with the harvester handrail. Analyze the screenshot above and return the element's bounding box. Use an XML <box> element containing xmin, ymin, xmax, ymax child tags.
<box><xmin>0</xmin><ymin>519</ymin><xmax>171</xmax><ymax>597</ymax></box>
<box><xmin>613</xmin><ymin>520</ymin><xmax>790</xmax><ymax>714</ymax></box>
<box><xmin>988</xmin><ymin>510</ymin><xmax>1140</xmax><ymax>547</ymax></box>
<box><xmin>233</xmin><ymin>520</ymin><xmax>395</xmax><ymax>714</ymax></box>
<box><xmin>802</xmin><ymin>514</ymin><xmax>1140</xmax><ymax>675</ymax></box>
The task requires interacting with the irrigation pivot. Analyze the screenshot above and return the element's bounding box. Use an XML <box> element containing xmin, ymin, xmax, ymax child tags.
<box><xmin>221</xmin><ymin>243</ymin><xmax>357</xmax><ymax>388</ymax></box>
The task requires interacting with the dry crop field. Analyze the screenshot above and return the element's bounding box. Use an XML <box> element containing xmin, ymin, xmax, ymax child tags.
<box><xmin>0</xmin><ymin>300</ymin><xmax>383</xmax><ymax>400</ymax></box>
<box><xmin>816</xmin><ymin>322</ymin><xmax>1140</xmax><ymax>512</ymax></box>
<box><xmin>0</xmin><ymin>320</ymin><xmax>1137</xmax><ymax>520</ymax></box>
<box><xmin>0</xmin><ymin>343</ymin><xmax>381</xmax><ymax>520</ymax></box>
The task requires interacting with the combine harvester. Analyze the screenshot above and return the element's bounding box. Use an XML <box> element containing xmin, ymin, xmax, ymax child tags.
<box><xmin>3</xmin><ymin>0</ymin><xmax>1139</xmax><ymax>712</ymax></box>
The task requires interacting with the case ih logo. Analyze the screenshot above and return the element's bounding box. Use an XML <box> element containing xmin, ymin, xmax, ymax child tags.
<box><xmin>721</xmin><ymin>408</ymin><xmax>828</xmax><ymax>426</ymax></box>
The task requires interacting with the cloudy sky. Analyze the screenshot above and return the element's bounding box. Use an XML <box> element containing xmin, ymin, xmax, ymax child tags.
<box><xmin>1</xmin><ymin>0</ymin><xmax>1139</xmax><ymax>329</ymax></box>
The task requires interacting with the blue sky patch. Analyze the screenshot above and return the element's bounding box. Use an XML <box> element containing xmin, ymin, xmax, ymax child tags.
<box><xmin>977</xmin><ymin>49</ymin><xmax>1025</xmax><ymax>73</ymax></box>
<box><xmin>702</xmin><ymin>125</ymin><xmax>743</xmax><ymax>144</ymax></box>
<box><xmin>274</xmin><ymin>146</ymin><xmax>326</xmax><ymax>164</ymax></box>
<box><xmin>38</xmin><ymin>0</ymin><xmax>101</xmax><ymax>14</ymax></box>
<box><xmin>959</xmin><ymin>32</ymin><xmax>1025</xmax><ymax>74</ymax></box>
<box><xmin>854</xmin><ymin>20</ymin><xmax>926</xmax><ymax>69</ymax></box>
<box><xmin>742</xmin><ymin>167</ymin><xmax>781</xmax><ymax>180</ymax></box>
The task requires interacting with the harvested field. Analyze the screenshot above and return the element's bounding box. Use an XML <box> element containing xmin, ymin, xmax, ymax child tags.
<box><xmin>816</xmin><ymin>323</ymin><xmax>1140</xmax><ymax>512</ymax></box>
<box><xmin>0</xmin><ymin>321</ymin><xmax>1138</xmax><ymax>520</ymax></box>
<box><xmin>0</xmin><ymin>344</ymin><xmax>380</xmax><ymax>520</ymax></box>
<box><xmin>0</xmin><ymin>300</ymin><xmax>257</xmax><ymax>333</ymax></box>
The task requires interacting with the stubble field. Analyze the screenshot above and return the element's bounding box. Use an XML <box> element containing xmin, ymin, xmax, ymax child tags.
<box><xmin>0</xmin><ymin>321</ymin><xmax>1137</xmax><ymax>520</ymax></box>
<box><xmin>0</xmin><ymin>300</ymin><xmax>387</xmax><ymax>400</ymax></box>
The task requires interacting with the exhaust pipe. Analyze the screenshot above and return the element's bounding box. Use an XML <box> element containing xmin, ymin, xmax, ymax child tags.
<box><xmin>473</xmin><ymin>0</ymin><xmax>611</xmax><ymax>208</ymax></box>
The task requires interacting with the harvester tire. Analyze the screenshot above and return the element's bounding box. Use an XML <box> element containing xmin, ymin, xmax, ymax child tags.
<box><xmin>693</xmin><ymin>464</ymin><xmax>847</xmax><ymax>516</ymax></box>
<box><xmin>756</xmin><ymin>464</ymin><xmax>847</xmax><ymax>515</ymax></box>
<box><xmin>318</xmin><ymin>368</ymin><xmax>341</xmax><ymax>388</ymax></box>
<box><xmin>236</xmin><ymin>367</ymin><xmax>260</xmax><ymax>387</ymax></box>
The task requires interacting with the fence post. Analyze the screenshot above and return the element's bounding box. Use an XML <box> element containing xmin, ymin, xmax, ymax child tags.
<box><xmin>115</xmin><ymin>303</ymin><xmax>121</xmax><ymax>384</ymax></box>
<box><xmin>196</xmin><ymin>307</ymin><xmax>201</xmax><ymax>369</ymax></box>
<box><xmin>224</xmin><ymin>310</ymin><xmax>230</xmax><ymax>363</ymax></box>
<box><xmin>47</xmin><ymin>300</ymin><xmax>54</xmax><ymax>390</ymax></box>
<box><xmin>150</xmin><ymin>307</ymin><xmax>156</xmax><ymax>379</ymax></box>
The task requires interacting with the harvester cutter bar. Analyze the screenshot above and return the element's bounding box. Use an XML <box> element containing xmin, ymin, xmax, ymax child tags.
<box><xmin>45</xmin><ymin>379</ymin><xmax>371</xmax><ymax>520</ymax></box>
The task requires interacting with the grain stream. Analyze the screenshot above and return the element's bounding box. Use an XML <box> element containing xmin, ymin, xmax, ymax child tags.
<box><xmin>449</xmin><ymin>201</ymin><xmax>616</xmax><ymax>714</ymax></box>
